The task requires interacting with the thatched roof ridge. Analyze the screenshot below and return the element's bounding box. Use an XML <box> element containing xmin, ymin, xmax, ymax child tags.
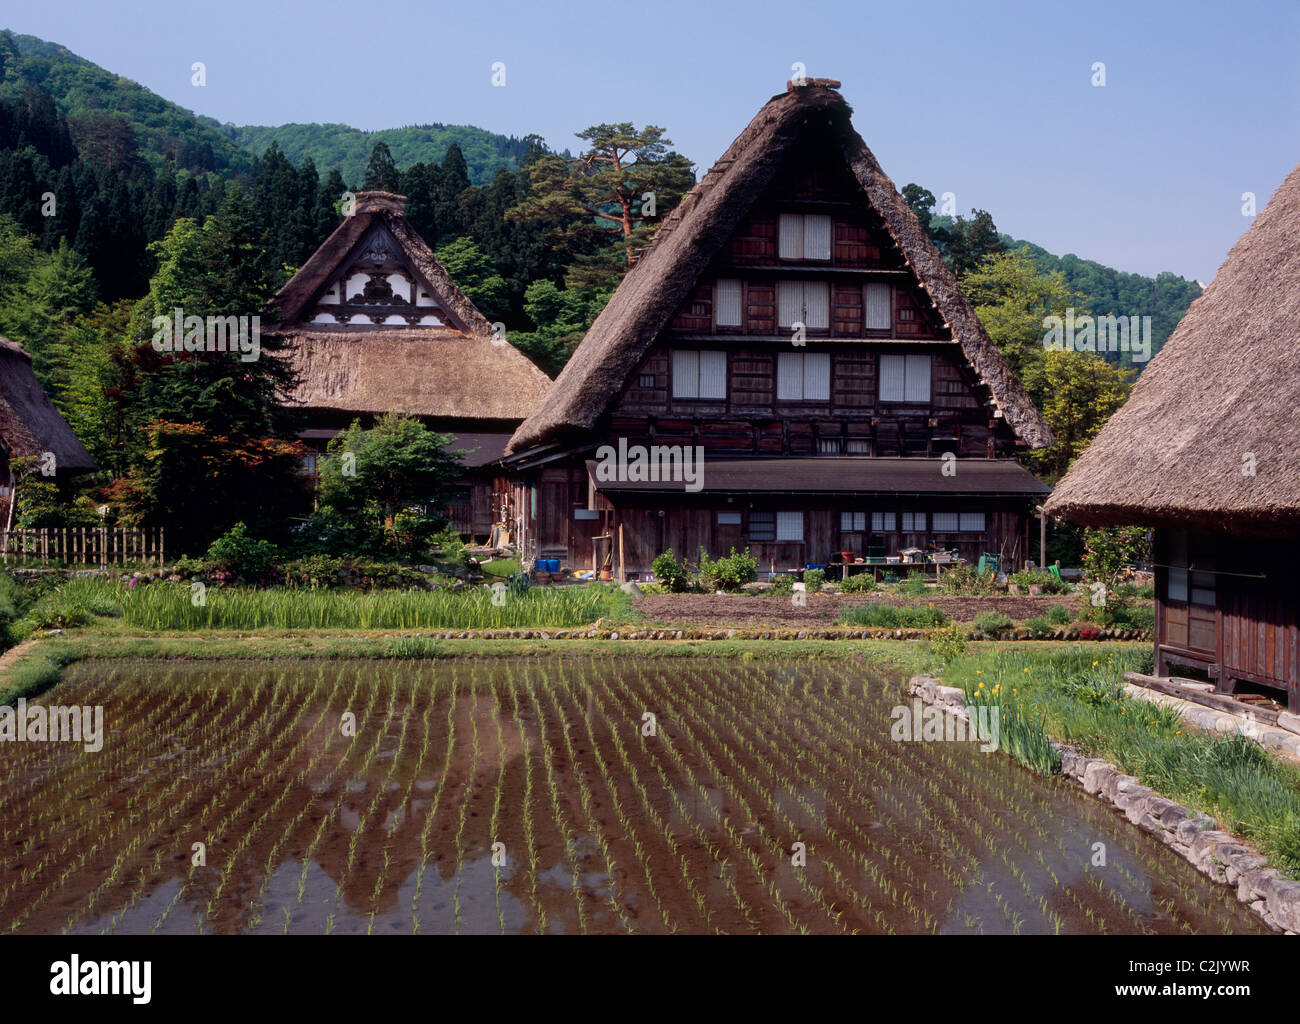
<box><xmin>1044</xmin><ymin>162</ymin><xmax>1300</xmax><ymax>535</ymax></box>
<box><xmin>506</xmin><ymin>79</ymin><xmax>1052</xmax><ymax>455</ymax></box>
<box><xmin>270</xmin><ymin>191</ymin><xmax>493</xmax><ymax>337</ymax></box>
<box><xmin>0</xmin><ymin>338</ymin><xmax>97</xmax><ymax>474</ymax></box>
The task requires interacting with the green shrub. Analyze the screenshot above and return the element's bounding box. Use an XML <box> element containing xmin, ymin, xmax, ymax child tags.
<box><xmin>1024</xmin><ymin>616</ymin><xmax>1052</xmax><ymax>639</ymax></box>
<box><xmin>939</xmin><ymin>563</ymin><xmax>996</xmax><ymax>596</ymax></box>
<box><xmin>1047</xmin><ymin>603</ymin><xmax>1071</xmax><ymax>625</ymax></box>
<box><xmin>699</xmin><ymin>547</ymin><xmax>758</xmax><ymax>592</ymax></box>
<box><xmin>1128</xmin><ymin>605</ymin><xmax>1155</xmax><ymax>631</ymax></box>
<box><xmin>898</xmin><ymin>570</ymin><xmax>927</xmax><ymax>596</ymax></box>
<box><xmin>651</xmin><ymin>549</ymin><xmax>693</xmax><ymax>593</ymax></box>
<box><xmin>27</xmin><ymin>596</ymin><xmax>93</xmax><ymax>630</ymax></box>
<box><xmin>930</xmin><ymin>621</ymin><xmax>968</xmax><ymax>664</ymax></box>
<box><xmin>280</xmin><ymin>557</ymin><xmax>435</xmax><ymax>590</ymax></box>
<box><xmin>0</xmin><ymin>572</ymin><xmax>23</xmax><ymax>650</ymax></box>
<box><xmin>168</xmin><ymin>555</ymin><xmax>214</xmax><ymax>578</ymax></box>
<box><xmin>973</xmin><ymin>611</ymin><xmax>1014</xmax><ymax>635</ymax></box>
<box><xmin>206</xmin><ymin>523</ymin><xmax>279</xmax><ymax>582</ymax></box>
<box><xmin>1137</xmin><ymin>583</ymin><xmax>1156</xmax><ymax>600</ymax></box>
<box><xmin>1063</xmin><ymin>674</ymin><xmax>1128</xmax><ymax>707</ymax></box>
<box><xmin>839</xmin><ymin>573</ymin><xmax>876</xmax><ymax>593</ymax></box>
<box><xmin>767</xmin><ymin>573</ymin><xmax>794</xmax><ymax>595</ymax></box>
<box><xmin>433</xmin><ymin>528</ymin><xmax>470</xmax><ymax>570</ymax></box>
<box><xmin>803</xmin><ymin>568</ymin><xmax>825</xmax><ymax>592</ymax></box>
<box><xmin>1010</xmin><ymin>568</ymin><xmax>1069</xmax><ymax>594</ymax></box>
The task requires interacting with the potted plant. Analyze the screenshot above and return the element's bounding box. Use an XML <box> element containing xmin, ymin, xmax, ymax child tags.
<box><xmin>1009</xmin><ymin>568</ymin><xmax>1048</xmax><ymax>595</ymax></box>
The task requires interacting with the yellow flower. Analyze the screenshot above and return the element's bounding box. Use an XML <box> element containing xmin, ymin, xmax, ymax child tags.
<box><xmin>1092</xmin><ymin>661</ymin><xmax>1099</xmax><ymax>667</ymax></box>
<box><xmin>1023</xmin><ymin>667</ymin><xmax>1031</xmax><ymax>674</ymax></box>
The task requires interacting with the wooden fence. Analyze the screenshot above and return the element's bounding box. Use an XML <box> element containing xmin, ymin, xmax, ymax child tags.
<box><xmin>0</xmin><ymin>527</ymin><xmax>166</xmax><ymax>567</ymax></box>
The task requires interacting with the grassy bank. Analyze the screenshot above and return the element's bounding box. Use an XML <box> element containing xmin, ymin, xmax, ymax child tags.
<box><xmin>940</xmin><ymin>646</ymin><xmax>1300</xmax><ymax>873</ymax></box>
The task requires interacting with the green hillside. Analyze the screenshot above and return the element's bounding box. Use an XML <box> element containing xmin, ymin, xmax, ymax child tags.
<box><xmin>0</xmin><ymin>30</ymin><xmax>256</xmax><ymax>176</ymax></box>
<box><xmin>1007</xmin><ymin>237</ymin><xmax>1201</xmax><ymax>358</ymax></box>
<box><xmin>223</xmin><ymin>123</ymin><xmax>533</xmax><ymax>187</ymax></box>
<box><xmin>0</xmin><ymin>30</ymin><xmax>531</xmax><ymax>185</ymax></box>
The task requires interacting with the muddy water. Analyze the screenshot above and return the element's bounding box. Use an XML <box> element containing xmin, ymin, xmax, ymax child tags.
<box><xmin>0</xmin><ymin>657</ymin><xmax>1267</xmax><ymax>935</ymax></box>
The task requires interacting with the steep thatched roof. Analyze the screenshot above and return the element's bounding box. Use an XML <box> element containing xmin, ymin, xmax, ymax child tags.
<box><xmin>1045</xmin><ymin>163</ymin><xmax>1300</xmax><ymax>535</ymax></box>
<box><xmin>270</xmin><ymin>191</ymin><xmax>549</xmax><ymax>423</ymax></box>
<box><xmin>506</xmin><ymin>79</ymin><xmax>1051</xmax><ymax>455</ymax></box>
<box><xmin>282</xmin><ymin>326</ymin><xmax>550</xmax><ymax>421</ymax></box>
<box><xmin>0</xmin><ymin>338</ymin><xmax>97</xmax><ymax>474</ymax></box>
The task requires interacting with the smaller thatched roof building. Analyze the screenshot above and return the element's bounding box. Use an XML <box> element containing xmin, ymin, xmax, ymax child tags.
<box><xmin>269</xmin><ymin>191</ymin><xmax>550</xmax><ymax>425</ymax></box>
<box><xmin>1045</xmin><ymin>162</ymin><xmax>1300</xmax><ymax>535</ymax></box>
<box><xmin>0</xmin><ymin>337</ymin><xmax>97</xmax><ymax>476</ymax></box>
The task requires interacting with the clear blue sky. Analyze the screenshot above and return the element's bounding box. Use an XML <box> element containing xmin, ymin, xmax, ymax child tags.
<box><xmin>8</xmin><ymin>0</ymin><xmax>1299</xmax><ymax>282</ymax></box>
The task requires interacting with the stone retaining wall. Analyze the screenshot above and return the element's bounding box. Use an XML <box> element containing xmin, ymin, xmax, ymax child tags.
<box><xmin>383</xmin><ymin>626</ymin><xmax>1149</xmax><ymax>642</ymax></box>
<box><xmin>908</xmin><ymin>673</ymin><xmax>1299</xmax><ymax>934</ymax></box>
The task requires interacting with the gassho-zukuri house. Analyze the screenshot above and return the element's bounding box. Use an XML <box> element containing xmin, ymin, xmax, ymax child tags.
<box><xmin>267</xmin><ymin>191</ymin><xmax>551</xmax><ymax>539</ymax></box>
<box><xmin>1046</xmin><ymin>161</ymin><xmax>1300</xmax><ymax>708</ymax></box>
<box><xmin>502</xmin><ymin>78</ymin><xmax>1052</xmax><ymax>578</ymax></box>
<box><xmin>0</xmin><ymin>336</ymin><xmax>98</xmax><ymax>531</ymax></box>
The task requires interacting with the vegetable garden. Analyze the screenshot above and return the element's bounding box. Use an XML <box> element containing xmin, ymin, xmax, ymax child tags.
<box><xmin>0</xmin><ymin>656</ymin><xmax>1265</xmax><ymax>934</ymax></box>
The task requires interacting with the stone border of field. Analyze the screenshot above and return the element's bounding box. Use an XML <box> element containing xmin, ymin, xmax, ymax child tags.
<box><xmin>404</xmin><ymin>626</ymin><xmax>1151</xmax><ymax>641</ymax></box>
<box><xmin>909</xmin><ymin>673</ymin><xmax>1300</xmax><ymax>935</ymax></box>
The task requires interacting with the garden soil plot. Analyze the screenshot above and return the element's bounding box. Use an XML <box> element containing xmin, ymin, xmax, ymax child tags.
<box><xmin>0</xmin><ymin>656</ymin><xmax>1265</xmax><ymax>934</ymax></box>
<box><xmin>634</xmin><ymin>593</ymin><xmax>1088</xmax><ymax>627</ymax></box>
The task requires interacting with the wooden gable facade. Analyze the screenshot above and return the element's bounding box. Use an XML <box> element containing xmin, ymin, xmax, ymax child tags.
<box><xmin>503</xmin><ymin>81</ymin><xmax>1051</xmax><ymax>577</ymax></box>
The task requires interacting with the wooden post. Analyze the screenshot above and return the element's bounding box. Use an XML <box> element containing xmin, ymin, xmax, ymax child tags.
<box><xmin>618</xmin><ymin>524</ymin><xmax>625</xmax><ymax>584</ymax></box>
<box><xmin>1037</xmin><ymin>505</ymin><xmax>1047</xmax><ymax>570</ymax></box>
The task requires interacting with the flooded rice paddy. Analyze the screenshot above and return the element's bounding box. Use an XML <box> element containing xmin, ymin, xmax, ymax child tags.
<box><xmin>0</xmin><ymin>656</ymin><xmax>1266</xmax><ymax>934</ymax></box>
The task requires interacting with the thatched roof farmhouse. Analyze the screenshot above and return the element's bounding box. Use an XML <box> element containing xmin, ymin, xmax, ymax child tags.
<box><xmin>268</xmin><ymin>191</ymin><xmax>551</xmax><ymax>537</ymax></box>
<box><xmin>1047</xmin><ymin>163</ymin><xmax>1300</xmax><ymax>701</ymax></box>
<box><xmin>503</xmin><ymin>79</ymin><xmax>1052</xmax><ymax>576</ymax></box>
<box><xmin>0</xmin><ymin>336</ymin><xmax>97</xmax><ymax>528</ymax></box>
<box><xmin>271</xmin><ymin>191</ymin><xmax>550</xmax><ymax>426</ymax></box>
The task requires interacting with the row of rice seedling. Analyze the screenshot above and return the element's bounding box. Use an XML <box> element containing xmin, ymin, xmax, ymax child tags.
<box><xmin>539</xmin><ymin>677</ymin><xmax>634</xmax><ymax>933</ymax></box>
<box><xmin>33</xmin><ymin>676</ymin><xmax>249</xmax><ymax>933</ymax></box>
<box><xmin>289</xmin><ymin>674</ymin><xmax>387</xmax><ymax>935</ymax></box>
<box><xmin>410</xmin><ymin>677</ymin><xmax>460</xmax><ymax>933</ymax></box>
<box><xmin>666</xmin><ymin>663</ymin><xmax>927</xmax><ymax>931</ymax></box>
<box><xmin>449</xmin><ymin>669</ymin><xmax>481</xmax><ymax>934</ymax></box>
<box><xmin>117</xmin><ymin>582</ymin><xmax>625</xmax><ymax>631</ymax></box>
<box><xmin>506</xmin><ymin>679</ymin><xmax>546</xmax><ymax>933</ymax></box>
<box><xmin>244</xmin><ymin>667</ymin><xmax>356</xmax><ymax>932</ymax></box>
<box><xmin>2</xmin><ymin>655</ymin><xmax>1270</xmax><ymax>935</ymax></box>
<box><xmin>22</xmin><ymin>674</ymin><xmax>278</xmax><ymax>934</ymax></box>
<box><xmin>638</xmin><ymin>667</ymin><xmax>845</xmax><ymax>932</ymax></box>
<box><xmin>521</xmin><ymin>666</ymin><xmax>588</xmax><ymax>934</ymax></box>
<box><xmin>328</xmin><ymin>674</ymin><xmax>404</xmax><ymax>934</ymax></box>
<box><xmin>576</xmin><ymin>673</ymin><xmax>679</xmax><ymax>932</ymax></box>
<box><xmin>583</xmin><ymin>668</ymin><xmax>713</xmax><ymax>933</ymax></box>
<box><xmin>600</xmin><ymin>659</ymin><xmax>784</xmax><ymax>932</ymax></box>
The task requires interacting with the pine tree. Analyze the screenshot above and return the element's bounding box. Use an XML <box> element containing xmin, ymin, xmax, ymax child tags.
<box><xmin>362</xmin><ymin>140</ymin><xmax>400</xmax><ymax>192</ymax></box>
